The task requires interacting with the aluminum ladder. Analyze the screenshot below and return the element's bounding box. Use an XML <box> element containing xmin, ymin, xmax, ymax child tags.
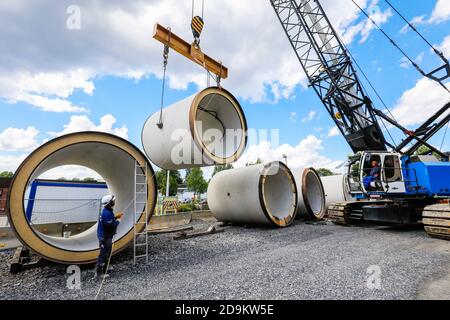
<box><xmin>133</xmin><ymin>161</ymin><xmax>149</xmax><ymax>264</ymax></box>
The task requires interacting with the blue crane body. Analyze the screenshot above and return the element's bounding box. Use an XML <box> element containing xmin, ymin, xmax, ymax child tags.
<box><xmin>270</xmin><ymin>0</ymin><xmax>450</xmax><ymax>238</ymax></box>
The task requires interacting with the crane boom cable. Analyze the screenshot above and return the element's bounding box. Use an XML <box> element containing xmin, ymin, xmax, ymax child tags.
<box><xmin>440</xmin><ymin>123</ymin><xmax>449</xmax><ymax>151</ymax></box>
<box><xmin>192</xmin><ymin>0</ymin><xmax>205</xmax><ymax>19</ymax></box>
<box><xmin>384</xmin><ymin>0</ymin><xmax>448</xmax><ymax>64</ymax></box>
<box><xmin>352</xmin><ymin>0</ymin><xmax>450</xmax><ymax>95</ymax></box>
<box><xmin>350</xmin><ymin>0</ymin><xmax>427</xmax><ymax>77</ymax></box>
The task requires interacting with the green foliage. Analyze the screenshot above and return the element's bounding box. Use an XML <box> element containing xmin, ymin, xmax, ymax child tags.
<box><xmin>156</xmin><ymin>170</ymin><xmax>182</xmax><ymax>196</ymax></box>
<box><xmin>415</xmin><ymin>145</ymin><xmax>441</xmax><ymax>157</ymax></box>
<box><xmin>212</xmin><ymin>164</ymin><xmax>233</xmax><ymax>177</ymax></box>
<box><xmin>316</xmin><ymin>168</ymin><xmax>336</xmax><ymax>177</ymax></box>
<box><xmin>0</xmin><ymin>171</ymin><xmax>14</xmax><ymax>178</ymax></box>
<box><xmin>245</xmin><ymin>158</ymin><xmax>263</xmax><ymax>166</ymax></box>
<box><xmin>178</xmin><ymin>203</ymin><xmax>196</xmax><ymax>212</ymax></box>
<box><xmin>83</xmin><ymin>177</ymin><xmax>97</xmax><ymax>182</ymax></box>
<box><xmin>186</xmin><ymin>168</ymin><xmax>208</xmax><ymax>196</ymax></box>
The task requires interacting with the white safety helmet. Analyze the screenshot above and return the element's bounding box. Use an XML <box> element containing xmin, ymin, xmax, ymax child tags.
<box><xmin>101</xmin><ymin>194</ymin><xmax>115</xmax><ymax>206</ymax></box>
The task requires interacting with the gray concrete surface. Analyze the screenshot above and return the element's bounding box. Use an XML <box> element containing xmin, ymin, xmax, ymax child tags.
<box><xmin>0</xmin><ymin>219</ymin><xmax>449</xmax><ymax>300</ymax></box>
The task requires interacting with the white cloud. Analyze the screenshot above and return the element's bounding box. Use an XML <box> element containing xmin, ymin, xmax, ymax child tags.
<box><xmin>0</xmin><ymin>0</ymin><xmax>385</xmax><ymax>109</ymax></box>
<box><xmin>327</xmin><ymin>126</ymin><xmax>340</xmax><ymax>138</ymax></box>
<box><xmin>400</xmin><ymin>15</ymin><xmax>426</xmax><ymax>34</ymax></box>
<box><xmin>234</xmin><ymin>135</ymin><xmax>342</xmax><ymax>171</ymax></box>
<box><xmin>399</xmin><ymin>52</ymin><xmax>424</xmax><ymax>69</ymax></box>
<box><xmin>0</xmin><ymin>154</ymin><xmax>27</xmax><ymax>173</ymax></box>
<box><xmin>289</xmin><ymin>112</ymin><xmax>298</xmax><ymax>123</ymax></box>
<box><xmin>437</xmin><ymin>35</ymin><xmax>450</xmax><ymax>58</ymax></box>
<box><xmin>39</xmin><ymin>165</ymin><xmax>103</xmax><ymax>181</ymax></box>
<box><xmin>49</xmin><ymin>114</ymin><xmax>129</xmax><ymax>139</ymax></box>
<box><xmin>341</xmin><ymin>0</ymin><xmax>393</xmax><ymax>44</ymax></box>
<box><xmin>429</xmin><ymin>0</ymin><xmax>450</xmax><ymax>24</ymax></box>
<box><xmin>302</xmin><ymin>110</ymin><xmax>317</xmax><ymax>123</ymax></box>
<box><xmin>0</xmin><ymin>69</ymin><xmax>92</xmax><ymax>113</ymax></box>
<box><xmin>0</xmin><ymin>127</ymin><xmax>39</xmax><ymax>151</ymax></box>
<box><xmin>391</xmin><ymin>78</ymin><xmax>450</xmax><ymax>127</ymax></box>
<box><xmin>402</xmin><ymin>0</ymin><xmax>450</xmax><ymax>31</ymax></box>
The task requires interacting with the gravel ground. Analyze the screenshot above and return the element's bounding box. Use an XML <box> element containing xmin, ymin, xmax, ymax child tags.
<box><xmin>1</xmin><ymin>218</ymin><xmax>449</xmax><ymax>300</ymax></box>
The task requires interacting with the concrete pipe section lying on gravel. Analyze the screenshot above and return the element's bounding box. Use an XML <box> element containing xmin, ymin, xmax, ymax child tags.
<box><xmin>142</xmin><ymin>87</ymin><xmax>247</xmax><ymax>170</ymax></box>
<box><xmin>292</xmin><ymin>168</ymin><xmax>326</xmax><ymax>220</ymax></box>
<box><xmin>320</xmin><ymin>175</ymin><xmax>353</xmax><ymax>209</ymax></box>
<box><xmin>7</xmin><ymin>132</ymin><xmax>157</xmax><ymax>264</ymax></box>
<box><xmin>207</xmin><ymin>161</ymin><xmax>298</xmax><ymax>227</ymax></box>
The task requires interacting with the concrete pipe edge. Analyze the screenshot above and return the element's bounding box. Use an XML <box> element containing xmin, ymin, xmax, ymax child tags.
<box><xmin>293</xmin><ymin>167</ymin><xmax>326</xmax><ymax>221</ymax></box>
<box><xmin>7</xmin><ymin>132</ymin><xmax>157</xmax><ymax>264</ymax></box>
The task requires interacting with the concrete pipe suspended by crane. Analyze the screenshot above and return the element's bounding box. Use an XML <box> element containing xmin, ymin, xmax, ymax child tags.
<box><xmin>207</xmin><ymin>161</ymin><xmax>298</xmax><ymax>227</ymax></box>
<box><xmin>142</xmin><ymin>87</ymin><xmax>247</xmax><ymax>170</ymax></box>
<box><xmin>292</xmin><ymin>167</ymin><xmax>326</xmax><ymax>220</ymax></box>
<box><xmin>7</xmin><ymin>132</ymin><xmax>157</xmax><ymax>264</ymax></box>
<box><xmin>320</xmin><ymin>175</ymin><xmax>353</xmax><ymax>209</ymax></box>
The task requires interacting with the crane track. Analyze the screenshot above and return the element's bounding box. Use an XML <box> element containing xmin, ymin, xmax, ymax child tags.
<box><xmin>422</xmin><ymin>203</ymin><xmax>450</xmax><ymax>240</ymax></box>
<box><xmin>327</xmin><ymin>201</ymin><xmax>356</xmax><ymax>225</ymax></box>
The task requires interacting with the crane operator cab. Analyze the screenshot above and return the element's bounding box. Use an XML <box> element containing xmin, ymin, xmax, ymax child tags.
<box><xmin>346</xmin><ymin>151</ymin><xmax>407</xmax><ymax>196</ymax></box>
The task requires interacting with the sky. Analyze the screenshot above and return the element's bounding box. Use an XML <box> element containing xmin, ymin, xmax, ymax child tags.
<box><xmin>1</xmin><ymin>0</ymin><xmax>450</xmax><ymax>180</ymax></box>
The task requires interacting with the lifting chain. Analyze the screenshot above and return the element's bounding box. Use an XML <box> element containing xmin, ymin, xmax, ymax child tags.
<box><xmin>157</xmin><ymin>27</ymin><xmax>171</xmax><ymax>129</ymax></box>
<box><xmin>216</xmin><ymin>61</ymin><xmax>223</xmax><ymax>89</ymax></box>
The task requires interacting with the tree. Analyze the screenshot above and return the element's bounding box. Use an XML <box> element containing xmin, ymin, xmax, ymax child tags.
<box><xmin>186</xmin><ymin>168</ymin><xmax>208</xmax><ymax>198</ymax></box>
<box><xmin>212</xmin><ymin>164</ymin><xmax>233</xmax><ymax>177</ymax></box>
<box><xmin>0</xmin><ymin>171</ymin><xmax>14</xmax><ymax>178</ymax></box>
<box><xmin>415</xmin><ymin>145</ymin><xmax>442</xmax><ymax>159</ymax></box>
<box><xmin>156</xmin><ymin>170</ymin><xmax>182</xmax><ymax>196</ymax></box>
<box><xmin>83</xmin><ymin>177</ymin><xmax>97</xmax><ymax>182</ymax></box>
<box><xmin>316</xmin><ymin>168</ymin><xmax>336</xmax><ymax>177</ymax></box>
<box><xmin>57</xmin><ymin>177</ymin><xmax>67</xmax><ymax>181</ymax></box>
<box><xmin>245</xmin><ymin>158</ymin><xmax>263</xmax><ymax>167</ymax></box>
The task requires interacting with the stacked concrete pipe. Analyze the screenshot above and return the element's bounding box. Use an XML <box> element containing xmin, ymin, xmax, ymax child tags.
<box><xmin>142</xmin><ymin>87</ymin><xmax>247</xmax><ymax>170</ymax></box>
<box><xmin>7</xmin><ymin>132</ymin><xmax>157</xmax><ymax>264</ymax></box>
<box><xmin>207</xmin><ymin>161</ymin><xmax>298</xmax><ymax>227</ymax></box>
<box><xmin>292</xmin><ymin>167</ymin><xmax>326</xmax><ymax>220</ymax></box>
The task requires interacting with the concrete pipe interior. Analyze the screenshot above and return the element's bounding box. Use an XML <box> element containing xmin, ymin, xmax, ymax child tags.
<box><xmin>294</xmin><ymin>168</ymin><xmax>326</xmax><ymax>220</ymax></box>
<box><xmin>261</xmin><ymin>164</ymin><xmax>297</xmax><ymax>223</ymax></box>
<box><xmin>194</xmin><ymin>91</ymin><xmax>246</xmax><ymax>161</ymax></box>
<box><xmin>8</xmin><ymin>132</ymin><xmax>156</xmax><ymax>264</ymax></box>
<box><xmin>303</xmin><ymin>169</ymin><xmax>326</xmax><ymax>220</ymax></box>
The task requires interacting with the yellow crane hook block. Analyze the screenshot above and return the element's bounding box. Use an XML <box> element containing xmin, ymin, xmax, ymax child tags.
<box><xmin>191</xmin><ymin>16</ymin><xmax>204</xmax><ymax>41</ymax></box>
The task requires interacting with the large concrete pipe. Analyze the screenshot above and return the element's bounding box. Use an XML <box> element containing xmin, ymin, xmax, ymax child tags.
<box><xmin>7</xmin><ymin>132</ymin><xmax>157</xmax><ymax>264</ymax></box>
<box><xmin>142</xmin><ymin>87</ymin><xmax>247</xmax><ymax>170</ymax></box>
<box><xmin>292</xmin><ymin>168</ymin><xmax>326</xmax><ymax>220</ymax></box>
<box><xmin>207</xmin><ymin>161</ymin><xmax>298</xmax><ymax>227</ymax></box>
<box><xmin>321</xmin><ymin>175</ymin><xmax>353</xmax><ymax>209</ymax></box>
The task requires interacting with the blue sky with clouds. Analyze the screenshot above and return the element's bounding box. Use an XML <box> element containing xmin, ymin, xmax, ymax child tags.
<box><xmin>1</xmin><ymin>0</ymin><xmax>449</xmax><ymax>178</ymax></box>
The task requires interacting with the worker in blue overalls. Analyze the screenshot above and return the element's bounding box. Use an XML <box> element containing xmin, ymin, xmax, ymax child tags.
<box><xmin>363</xmin><ymin>160</ymin><xmax>381</xmax><ymax>191</ymax></box>
<box><xmin>95</xmin><ymin>194</ymin><xmax>123</xmax><ymax>279</ymax></box>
